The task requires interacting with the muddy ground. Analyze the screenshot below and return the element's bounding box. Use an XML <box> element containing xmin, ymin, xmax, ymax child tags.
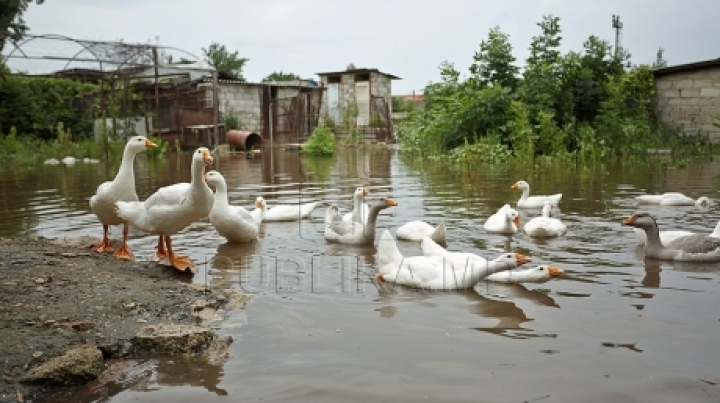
<box><xmin>0</xmin><ymin>235</ymin><xmax>249</xmax><ymax>403</ymax></box>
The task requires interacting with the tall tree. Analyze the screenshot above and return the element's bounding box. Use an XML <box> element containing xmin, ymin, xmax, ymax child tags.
<box><xmin>521</xmin><ymin>15</ymin><xmax>564</xmax><ymax>122</ymax></box>
<box><xmin>469</xmin><ymin>26</ymin><xmax>519</xmax><ymax>90</ymax></box>
<box><xmin>202</xmin><ymin>42</ymin><xmax>249</xmax><ymax>80</ymax></box>
<box><xmin>0</xmin><ymin>0</ymin><xmax>45</xmax><ymax>53</ymax></box>
<box><xmin>263</xmin><ymin>71</ymin><xmax>300</xmax><ymax>82</ymax></box>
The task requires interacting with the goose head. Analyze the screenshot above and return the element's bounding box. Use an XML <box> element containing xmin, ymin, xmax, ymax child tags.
<box><xmin>527</xmin><ymin>265</ymin><xmax>564</xmax><ymax>281</ymax></box>
<box><xmin>511</xmin><ymin>180</ymin><xmax>529</xmax><ymax>191</ymax></box>
<box><xmin>193</xmin><ymin>147</ymin><xmax>214</xmax><ymax>166</ymax></box>
<box><xmin>492</xmin><ymin>253</ymin><xmax>533</xmax><ymax>269</ymax></box>
<box><xmin>622</xmin><ymin>212</ymin><xmax>656</xmax><ymax>231</ymax></box>
<box><xmin>353</xmin><ymin>187</ymin><xmax>369</xmax><ymax>199</ymax></box>
<box><xmin>505</xmin><ymin>208</ymin><xmax>520</xmax><ymax>227</ymax></box>
<box><xmin>127</xmin><ymin>135</ymin><xmax>157</xmax><ymax>153</ymax></box>
<box><xmin>255</xmin><ymin>196</ymin><xmax>266</xmax><ymax>210</ymax></box>
<box><xmin>366</xmin><ymin>197</ymin><xmax>398</xmax><ymax>212</ymax></box>
<box><xmin>204</xmin><ymin>170</ymin><xmax>224</xmax><ymax>188</ymax></box>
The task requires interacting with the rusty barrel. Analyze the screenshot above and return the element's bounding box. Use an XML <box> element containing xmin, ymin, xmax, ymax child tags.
<box><xmin>226</xmin><ymin>130</ymin><xmax>263</xmax><ymax>151</ymax></box>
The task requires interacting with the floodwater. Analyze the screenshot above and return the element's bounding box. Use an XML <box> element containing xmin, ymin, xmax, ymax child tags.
<box><xmin>3</xmin><ymin>147</ymin><xmax>720</xmax><ymax>402</ymax></box>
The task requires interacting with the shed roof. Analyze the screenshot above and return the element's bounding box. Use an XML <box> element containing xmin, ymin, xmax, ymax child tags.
<box><xmin>653</xmin><ymin>58</ymin><xmax>720</xmax><ymax>77</ymax></box>
<box><xmin>316</xmin><ymin>68</ymin><xmax>400</xmax><ymax>80</ymax></box>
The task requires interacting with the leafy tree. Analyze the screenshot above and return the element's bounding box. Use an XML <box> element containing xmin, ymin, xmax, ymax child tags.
<box><xmin>527</xmin><ymin>15</ymin><xmax>562</xmax><ymax>67</ymax></box>
<box><xmin>263</xmin><ymin>71</ymin><xmax>300</xmax><ymax>82</ymax></box>
<box><xmin>521</xmin><ymin>15</ymin><xmax>564</xmax><ymax>123</ymax></box>
<box><xmin>469</xmin><ymin>27</ymin><xmax>519</xmax><ymax>90</ymax></box>
<box><xmin>201</xmin><ymin>42</ymin><xmax>249</xmax><ymax>80</ymax></box>
<box><xmin>0</xmin><ymin>0</ymin><xmax>45</xmax><ymax>53</ymax></box>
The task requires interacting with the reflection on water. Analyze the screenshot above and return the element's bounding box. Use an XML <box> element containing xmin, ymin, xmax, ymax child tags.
<box><xmin>3</xmin><ymin>148</ymin><xmax>720</xmax><ymax>402</ymax></box>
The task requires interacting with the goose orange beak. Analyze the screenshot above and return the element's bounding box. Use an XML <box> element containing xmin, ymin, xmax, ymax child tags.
<box><xmin>145</xmin><ymin>139</ymin><xmax>158</xmax><ymax>148</ymax></box>
<box><xmin>363</xmin><ymin>188</ymin><xmax>369</xmax><ymax>196</ymax></box>
<box><xmin>516</xmin><ymin>254</ymin><xmax>532</xmax><ymax>265</ymax></box>
<box><xmin>548</xmin><ymin>266</ymin><xmax>564</xmax><ymax>278</ymax></box>
<box><xmin>202</xmin><ymin>149</ymin><xmax>214</xmax><ymax>165</ymax></box>
<box><xmin>256</xmin><ymin>201</ymin><xmax>263</xmax><ymax>208</ymax></box>
<box><xmin>622</xmin><ymin>215</ymin><xmax>635</xmax><ymax>226</ymax></box>
<box><xmin>512</xmin><ymin>216</ymin><xmax>520</xmax><ymax>226</ymax></box>
<box><xmin>385</xmin><ymin>198</ymin><xmax>398</xmax><ymax>207</ymax></box>
<box><xmin>511</xmin><ymin>182</ymin><xmax>519</xmax><ymax>189</ymax></box>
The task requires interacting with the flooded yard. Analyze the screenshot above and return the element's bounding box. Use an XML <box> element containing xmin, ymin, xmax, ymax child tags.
<box><xmin>2</xmin><ymin>146</ymin><xmax>720</xmax><ymax>402</ymax></box>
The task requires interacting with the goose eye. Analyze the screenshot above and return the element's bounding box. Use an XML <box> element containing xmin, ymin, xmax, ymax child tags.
<box><xmin>136</xmin><ymin>138</ymin><xmax>142</xmax><ymax>142</ymax></box>
<box><xmin>539</xmin><ymin>267</ymin><xmax>545</xmax><ymax>271</ymax></box>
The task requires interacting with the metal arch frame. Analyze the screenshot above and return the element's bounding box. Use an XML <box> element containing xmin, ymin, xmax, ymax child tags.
<box><xmin>3</xmin><ymin>34</ymin><xmax>210</xmax><ymax>73</ymax></box>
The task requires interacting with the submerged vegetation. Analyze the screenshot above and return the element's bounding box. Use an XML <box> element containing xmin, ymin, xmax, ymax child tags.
<box><xmin>398</xmin><ymin>15</ymin><xmax>712</xmax><ymax>164</ymax></box>
<box><xmin>301</xmin><ymin>125</ymin><xmax>337</xmax><ymax>157</ymax></box>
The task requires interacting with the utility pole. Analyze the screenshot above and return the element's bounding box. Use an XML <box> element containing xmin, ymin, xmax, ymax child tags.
<box><xmin>612</xmin><ymin>15</ymin><xmax>623</xmax><ymax>58</ymax></box>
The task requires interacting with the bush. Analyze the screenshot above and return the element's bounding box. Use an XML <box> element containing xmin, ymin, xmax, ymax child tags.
<box><xmin>301</xmin><ymin>126</ymin><xmax>336</xmax><ymax>156</ymax></box>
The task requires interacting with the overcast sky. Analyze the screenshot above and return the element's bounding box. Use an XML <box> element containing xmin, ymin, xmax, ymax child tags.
<box><xmin>13</xmin><ymin>0</ymin><xmax>720</xmax><ymax>94</ymax></box>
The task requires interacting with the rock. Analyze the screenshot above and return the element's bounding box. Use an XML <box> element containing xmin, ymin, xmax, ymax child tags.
<box><xmin>222</xmin><ymin>289</ymin><xmax>252</xmax><ymax>310</ymax></box>
<box><xmin>21</xmin><ymin>345</ymin><xmax>104</xmax><ymax>386</ymax></box>
<box><xmin>70</xmin><ymin>321</ymin><xmax>94</xmax><ymax>332</ymax></box>
<box><xmin>34</xmin><ymin>278</ymin><xmax>46</xmax><ymax>284</ymax></box>
<box><xmin>132</xmin><ymin>325</ymin><xmax>215</xmax><ymax>354</ymax></box>
<box><xmin>97</xmin><ymin>341</ymin><xmax>133</xmax><ymax>359</ymax></box>
<box><xmin>189</xmin><ymin>299</ymin><xmax>221</xmax><ymax>321</ymax></box>
<box><xmin>201</xmin><ymin>336</ymin><xmax>234</xmax><ymax>365</ymax></box>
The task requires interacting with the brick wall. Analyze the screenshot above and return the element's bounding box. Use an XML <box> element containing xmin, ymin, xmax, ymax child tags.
<box><xmin>655</xmin><ymin>68</ymin><xmax>720</xmax><ymax>140</ymax></box>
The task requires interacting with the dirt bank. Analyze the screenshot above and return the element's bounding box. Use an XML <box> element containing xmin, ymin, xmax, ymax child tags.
<box><xmin>0</xmin><ymin>235</ymin><xmax>250</xmax><ymax>403</ymax></box>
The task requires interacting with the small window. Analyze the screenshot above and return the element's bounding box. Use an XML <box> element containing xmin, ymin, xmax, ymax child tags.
<box><xmin>355</xmin><ymin>73</ymin><xmax>369</xmax><ymax>82</ymax></box>
<box><xmin>270</xmin><ymin>86</ymin><xmax>278</xmax><ymax>98</ymax></box>
<box><xmin>328</xmin><ymin>75</ymin><xmax>341</xmax><ymax>84</ymax></box>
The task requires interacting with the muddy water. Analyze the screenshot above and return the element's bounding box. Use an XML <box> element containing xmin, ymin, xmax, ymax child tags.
<box><xmin>3</xmin><ymin>147</ymin><xmax>720</xmax><ymax>402</ymax></box>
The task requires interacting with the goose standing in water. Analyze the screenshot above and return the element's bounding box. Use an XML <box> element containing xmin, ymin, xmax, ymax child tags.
<box><xmin>511</xmin><ymin>180</ymin><xmax>562</xmax><ymax>208</ymax></box>
<box><xmin>116</xmin><ymin>147</ymin><xmax>214</xmax><ymax>272</ymax></box>
<box><xmin>205</xmin><ymin>171</ymin><xmax>263</xmax><ymax>243</ymax></box>
<box><xmin>324</xmin><ymin>197</ymin><xmax>397</xmax><ymax>245</ymax></box>
<box><xmin>622</xmin><ymin>212</ymin><xmax>720</xmax><ymax>262</ymax></box>
<box><xmin>89</xmin><ymin>136</ymin><xmax>157</xmax><ymax>260</ymax></box>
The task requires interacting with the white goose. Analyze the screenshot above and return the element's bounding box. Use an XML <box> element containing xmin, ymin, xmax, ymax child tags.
<box><xmin>483</xmin><ymin>204</ymin><xmax>520</xmax><ymax>234</ymax></box>
<box><xmin>523</xmin><ymin>203</ymin><xmax>567</xmax><ymax>238</ymax></box>
<box><xmin>89</xmin><ymin>136</ymin><xmax>157</xmax><ymax>260</ymax></box>
<box><xmin>341</xmin><ymin>187</ymin><xmax>370</xmax><ymax>224</ymax></box>
<box><xmin>324</xmin><ymin>197</ymin><xmax>397</xmax><ymax>245</ymax></box>
<box><xmin>376</xmin><ymin>230</ymin><xmax>532</xmax><ymax>290</ymax></box>
<box><xmin>485</xmin><ymin>265</ymin><xmax>564</xmax><ymax>283</ymax></box>
<box><xmin>512</xmin><ymin>180</ymin><xmax>562</xmax><ymax>208</ymax></box>
<box><xmin>622</xmin><ymin>212</ymin><xmax>720</xmax><ymax>262</ymax></box>
<box><xmin>205</xmin><ymin>171</ymin><xmax>263</xmax><ymax>243</ymax></box>
<box><xmin>634</xmin><ymin>219</ymin><xmax>720</xmax><ymax>245</ymax></box>
<box><xmin>396</xmin><ymin>220</ymin><xmax>446</xmax><ymax>243</ymax></box>
<box><xmin>116</xmin><ymin>147</ymin><xmax>214</xmax><ymax>272</ymax></box>
<box><xmin>257</xmin><ymin>197</ymin><xmax>318</xmax><ymax>222</ymax></box>
<box><xmin>636</xmin><ymin>192</ymin><xmax>710</xmax><ymax>206</ymax></box>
